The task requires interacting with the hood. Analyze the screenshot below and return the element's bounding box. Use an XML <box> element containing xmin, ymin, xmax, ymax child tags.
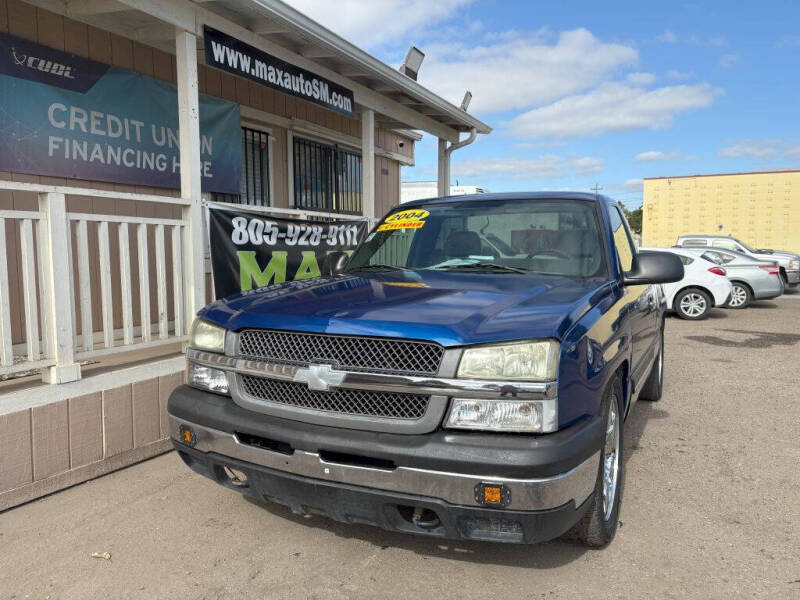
<box><xmin>752</xmin><ymin>250</ymin><xmax>799</xmax><ymax>266</ymax></box>
<box><xmin>757</xmin><ymin>249</ymin><xmax>800</xmax><ymax>259</ymax></box>
<box><xmin>200</xmin><ymin>271</ymin><xmax>608</xmax><ymax>347</ymax></box>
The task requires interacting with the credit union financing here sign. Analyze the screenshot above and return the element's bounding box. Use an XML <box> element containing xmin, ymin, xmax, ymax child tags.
<box><xmin>204</xmin><ymin>26</ymin><xmax>355</xmax><ymax>117</ymax></box>
<box><xmin>0</xmin><ymin>32</ymin><xmax>242</xmax><ymax>193</ymax></box>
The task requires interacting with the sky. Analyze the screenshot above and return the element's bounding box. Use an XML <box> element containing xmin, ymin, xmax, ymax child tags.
<box><xmin>285</xmin><ymin>0</ymin><xmax>800</xmax><ymax>208</ymax></box>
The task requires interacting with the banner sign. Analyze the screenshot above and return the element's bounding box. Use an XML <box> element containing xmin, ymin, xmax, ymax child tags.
<box><xmin>0</xmin><ymin>32</ymin><xmax>242</xmax><ymax>193</ymax></box>
<box><xmin>208</xmin><ymin>204</ymin><xmax>369</xmax><ymax>298</ymax></box>
<box><xmin>204</xmin><ymin>26</ymin><xmax>355</xmax><ymax>117</ymax></box>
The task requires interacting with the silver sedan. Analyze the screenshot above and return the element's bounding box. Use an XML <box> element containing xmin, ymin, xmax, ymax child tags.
<box><xmin>677</xmin><ymin>247</ymin><xmax>784</xmax><ymax>308</ymax></box>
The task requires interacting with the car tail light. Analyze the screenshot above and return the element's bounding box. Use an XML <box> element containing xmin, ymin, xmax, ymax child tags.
<box><xmin>759</xmin><ymin>265</ymin><xmax>780</xmax><ymax>275</ymax></box>
<box><xmin>708</xmin><ymin>266</ymin><xmax>727</xmax><ymax>276</ymax></box>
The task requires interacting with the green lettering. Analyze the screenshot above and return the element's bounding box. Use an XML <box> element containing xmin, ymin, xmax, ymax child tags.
<box><xmin>294</xmin><ymin>251</ymin><xmax>321</xmax><ymax>280</ymax></box>
<box><xmin>237</xmin><ymin>251</ymin><xmax>287</xmax><ymax>291</ymax></box>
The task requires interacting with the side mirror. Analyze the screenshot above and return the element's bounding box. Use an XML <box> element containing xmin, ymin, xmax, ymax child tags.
<box><xmin>325</xmin><ymin>251</ymin><xmax>350</xmax><ymax>275</ymax></box>
<box><xmin>624</xmin><ymin>251</ymin><xmax>684</xmax><ymax>286</ymax></box>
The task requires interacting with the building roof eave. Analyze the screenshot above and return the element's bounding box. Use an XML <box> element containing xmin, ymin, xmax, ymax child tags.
<box><xmin>247</xmin><ymin>0</ymin><xmax>492</xmax><ymax>136</ymax></box>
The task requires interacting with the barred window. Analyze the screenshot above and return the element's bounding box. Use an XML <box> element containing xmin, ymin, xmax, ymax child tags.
<box><xmin>212</xmin><ymin>127</ymin><xmax>271</xmax><ymax>206</ymax></box>
<box><xmin>293</xmin><ymin>136</ymin><xmax>362</xmax><ymax>214</ymax></box>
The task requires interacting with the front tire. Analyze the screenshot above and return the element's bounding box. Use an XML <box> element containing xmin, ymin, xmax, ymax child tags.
<box><xmin>675</xmin><ymin>288</ymin><xmax>711</xmax><ymax>320</ymax></box>
<box><xmin>639</xmin><ymin>330</ymin><xmax>664</xmax><ymax>401</ymax></box>
<box><xmin>569</xmin><ymin>375</ymin><xmax>624</xmax><ymax>548</ymax></box>
<box><xmin>726</xmin><ymin>282</ymin><xmax>751</xmax><ymax>309</ymax></box>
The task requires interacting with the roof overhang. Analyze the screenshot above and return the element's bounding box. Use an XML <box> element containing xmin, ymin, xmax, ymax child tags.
<box><xmin>29</xmin><ymin>0</ymin><xmax>491</xmax><ymax>143</ymax></box>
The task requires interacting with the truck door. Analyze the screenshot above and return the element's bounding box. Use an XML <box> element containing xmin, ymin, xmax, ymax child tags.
<box><xmin>609</xmin><ymin>206</ymin><xmax>657</xmax><ymax>391</ymax></box>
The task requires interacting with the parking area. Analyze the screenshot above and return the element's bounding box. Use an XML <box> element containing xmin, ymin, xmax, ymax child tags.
<box><xmin>1</xmin><ymin>295</ymin><xmax>799</xmax><ymax>600</ymax></box>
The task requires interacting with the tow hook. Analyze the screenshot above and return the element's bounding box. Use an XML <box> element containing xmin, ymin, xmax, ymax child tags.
<box><xmin>411</xmin><ymin>506</ymin><xmax>441</xmax><ymax>529</ymax></box>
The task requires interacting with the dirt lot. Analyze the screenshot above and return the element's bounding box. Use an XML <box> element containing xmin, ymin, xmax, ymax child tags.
<box><xmin>2</xmin><ymin>295</ymin><xmax>799</xmax><ymax>600</ymax></box>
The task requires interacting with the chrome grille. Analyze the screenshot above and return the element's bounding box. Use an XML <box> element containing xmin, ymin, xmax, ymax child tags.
<box><xmin>240</xmin><ymin>375</ymin><xmax>430</xmax><ymax>420</ymax></box>
<box><xmin>237</xmin><ymin>330</ymin><xmax>444</xmax><ymax>376</ymax></box>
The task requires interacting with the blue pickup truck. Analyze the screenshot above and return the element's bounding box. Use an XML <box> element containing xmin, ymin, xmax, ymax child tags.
<box><xmin>168</xmin><ymin>192</ymin><xmax>683</xmax><ymax>547</ymax></box>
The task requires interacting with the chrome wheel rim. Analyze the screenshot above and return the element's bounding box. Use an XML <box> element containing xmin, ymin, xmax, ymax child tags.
<box><xmin>602</xmin><ymin>397</ymin><xmax>620</xmax><ymax>521</ymax></box>
<box><xmin>729</xmin><ymin>285</ymin><xmax>747</xmax><ymax>307</ymax></box>
<box><xmin>657</xmin><ymin>340</ymin><xmax>664</xmax><ymax>383</ymax></box>
<box><xmin>679</xmin><ymin>293</ymin><xmax>707</xmax><ymax>317</ymax></box>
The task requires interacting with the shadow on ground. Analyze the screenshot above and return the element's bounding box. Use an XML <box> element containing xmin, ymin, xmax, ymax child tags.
<box><xmin>685</xmin><ymin>329</ymin><xmax>800</xmax><ymax>348</ymax></box>
<box><xmin>235</xmin><ymin>401</ymin><xmax>667</xmax><ymax>568</ymax></box>
<box><xmin>243</xmin><ymin>494</ymin><xmax>591</xmax><ymax>568</ymax></box>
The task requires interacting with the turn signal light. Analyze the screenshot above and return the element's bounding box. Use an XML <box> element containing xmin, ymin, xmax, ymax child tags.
<box><xmin>475</xmin><ymin>482</ymin><xmax>510</xmax><ymax>507</ymax></box>
<box><xmin>179</xmin><ymin>425</ymin><xmax>195</xmax><ymax>447</ymax></box>
<box><xmin>708</xmin><ymin>266</ymin><xmax>727</xmax><ymax>276</ymax></box>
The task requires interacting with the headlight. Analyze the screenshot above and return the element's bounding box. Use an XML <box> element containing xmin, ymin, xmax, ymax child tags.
<box><xmin>187</xmin><ymin>362</ymin><xmax>230</xmax><ymax>394</ymax></box>
<box><xmin>446</xmin><ymin>398</ymin><xmax>557</xmax><ymax>432</ymax></box>
<box><xmin>189</xmin><ymin>319</ymin><xmax>226</xmax><ymax>353</ymax></box>
<box><xmin>457</xmin><ymin>340</ymin><xmax>559</xmax><ymax>381</ymax></box>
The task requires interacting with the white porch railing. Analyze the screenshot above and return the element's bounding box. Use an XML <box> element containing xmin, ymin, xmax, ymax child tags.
<box><xmin>0</xmin><ymin>181</ymin><xmax>195</xmax><ymax>384</ymax></box>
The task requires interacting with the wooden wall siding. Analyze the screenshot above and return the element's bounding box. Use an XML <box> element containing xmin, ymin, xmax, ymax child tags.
<box><xmin>0</xmin><ymin>408</ymin><xmax>33</xmax><ymax>491</ymax></box>
<box><xmin>0</xmin><ymin>372</ymin><xmax>184</xmax><ymax>509</ymax></box>
<box><xmin>102</xmin><ymin>384</ymin><xmax>134</xmax><ymax>458</ymax></box>
<box><xmin>0</xmin><ymin>1</ymin><xmax>413</xmax><ymax>346</ymax></box>
<box><xmin>132</xmin><ymin>378</ymin><xmax>160</xmax><ymax>447</ymax></box>
<box><xmin>68</xmin><ymin>392</ymin><xmax>103</xmax><ymax>468</ymax></box>
<box><xmin>375</xmin><ymin>157</ymin><xmax>401</xmax><ymax>217</ymax></box>
<box><xmin>158</xmin><ymin>372</ymin><xmax>184</xmax><ymax>439</ymax></box>
<box><xmin>31</xmin><ymin>399</ymin><xmax>70</xmax><ymax>480</ymax></box>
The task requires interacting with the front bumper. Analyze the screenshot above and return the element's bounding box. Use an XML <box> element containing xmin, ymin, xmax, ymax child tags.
<box><xmin>168</xmin><ymin>385</ymin><xmax>603</xmax><ymax>543</ymax></box>
<box><xmin>785</xmin><ymin>270</ymin><xmax>800</xmax><ymax>285</ymax></box>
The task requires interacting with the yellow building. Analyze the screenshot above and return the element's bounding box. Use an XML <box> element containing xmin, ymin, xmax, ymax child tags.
<box><xmin>642</xmin><ymin>170</ymin><xmax>800</xmax><ymax>254</ymax></box>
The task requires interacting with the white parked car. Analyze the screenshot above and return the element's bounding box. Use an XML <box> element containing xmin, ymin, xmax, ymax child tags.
<box><xmin>639</xmin><ymin>247</ymin><xmax>733</xmax><ymax>320</ymax></box>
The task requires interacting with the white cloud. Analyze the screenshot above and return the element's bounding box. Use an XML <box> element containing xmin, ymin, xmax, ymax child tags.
<box><xmin>656</xmin><ymin>30</ymin><xmax>727</xmax><ymax>47</ymax></box>
<box><xmin>627</xmin><ymin>72</ymin><xmax>656</xmax><ymax>86</ymax></box>
<box><xmin>656</xmin><ymin>29</ymin><xmax>678</xmax><ymax>43</ymax></box>
<box><xmin>418</xmin><ymin>28</ymin><xmax>638</xmax><ymax>114</ymax></box>
<box><xmin>776</xmin><ymin>35</ymin><xmax>800</xmax><ymax>48</ymax></box>
<box><xmin>508</xmin><ymin>82</ymin><xmax>720</xmax><ymax>138</ymax></box>
<box><xmin>452</xmin><ymin>155</ymin><xmax>603</xmax><ymax>180</ymax></box>
<box><xmin>666</xmin><ymin>69</ymin><xmax>693</xmax><ymax>80</ymax></box>
<box><xmin>719</xmin><ymin>52</ymin><xmax>740</xmax><ymax>68</ymax></box>
<box><xmin>634</xmin><ymin>150</ymin><xmax>680</xmax><ymax>162</ymax></box>
<box><xmin>571</xmin><ymin>157</ymin><xmax>604</xmax><ymax>174</ymax></box>
<box><xmin>718</xmin><ymin>139</ymin><xmax>791</xmax><ymax>159</ymax></box>
<box><xmin>283</xmin><ymin>0</ymin><xmax>471</xmax><ymax>50</ymax></box>
<box><xmin>621</xmin><ymin>178</ymin><xmax>644</xmax><ymax>191</ymax></box>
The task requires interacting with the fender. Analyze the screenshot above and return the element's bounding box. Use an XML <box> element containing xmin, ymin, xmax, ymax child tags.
<box><xmin>557</xmin><ymin>281</ymin><xmax>634</xmax><ymax>427</ymax></box>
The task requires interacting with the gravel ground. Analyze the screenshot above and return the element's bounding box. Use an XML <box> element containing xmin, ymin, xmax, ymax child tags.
<box><xmin>2</xmin><ymin>294</ymin><xmax>799</xmax><ymax>600</ymax></box>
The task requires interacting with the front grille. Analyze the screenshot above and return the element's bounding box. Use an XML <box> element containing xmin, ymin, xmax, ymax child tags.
<box><xmin>237</xmin><ymin>330</ymin><xmax>444</xmax><ymax>376</ymax></box>
<box><xmin>240</xmin><ymin>375</ymin><xmax>430</xmax><ymax>420</ymax></box>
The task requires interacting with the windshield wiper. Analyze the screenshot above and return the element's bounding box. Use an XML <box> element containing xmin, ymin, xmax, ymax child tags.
<box><xmin>434</xmin><ymin>262</ymin><xmax>529</xmax><ymax>274</ymax></box>
<box><xmin>348</xmin><ymin>264</ymin><xmax>411</xmax><ymax>272</ymax></box>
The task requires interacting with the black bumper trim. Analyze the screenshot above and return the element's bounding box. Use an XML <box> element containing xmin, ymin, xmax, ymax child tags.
<box><xmin>175</xmin><ymin>442</ymin><xmax>592</xmax><ymax>544</ymax></box>
<box><xmin>168</xmin><ymin>385</ymin><xmax>604</xmax><ymax>479</ymax></box>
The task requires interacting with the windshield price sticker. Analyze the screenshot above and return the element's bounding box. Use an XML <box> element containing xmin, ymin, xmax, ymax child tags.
<box><xmin>377</xmin><ymin>209</ymin><xmax>429</xmax><ymax>232</ymax></box>
<box><xmin>230</xmin><ymin>216</ymin><xmax>361</xmax><ymax>247</ymax></box>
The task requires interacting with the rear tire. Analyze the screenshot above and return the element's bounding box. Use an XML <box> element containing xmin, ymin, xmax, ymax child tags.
<box><xmin>568</xmin><ymin>375</ymin><xmax>624</xmax><ymax>548</ymax></box>
<box><xmin>674</xmin><ymin>288</ymin><xmax>711</xmax><ymax>320</ymax></box>
<box><xmin>726</xmin><ymin>282</ymin><xmax>751</xmax><ymax>309</ymax></box>
<box><xmin>639</xmin><ymin>330</ymin><xmax>664</xmax><ymax>401</ymax></box>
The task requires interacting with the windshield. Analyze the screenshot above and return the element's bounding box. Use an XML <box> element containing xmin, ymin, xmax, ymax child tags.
<box><xmin>733</xmin><ymin>238</ymin><xmax>756</xmax><ymax>253</ymax></box>
<box><xmin>347</xmin><ymin>199</ymin><xmax>608</xmax><ymax>278</ymax></box>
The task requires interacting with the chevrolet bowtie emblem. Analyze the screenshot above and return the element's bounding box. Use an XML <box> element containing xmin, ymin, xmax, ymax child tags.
<box><xmin>293</xmin><ymin>364</ymin><xmax>345</xmax><ymax>392</ymax></box>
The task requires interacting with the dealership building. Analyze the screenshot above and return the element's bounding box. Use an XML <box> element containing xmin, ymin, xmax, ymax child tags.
<box><xmin>642</xmin><ymin>170</ymin><xmax>800</xmax><ymax>253</ymax></box>
<box><xmin>0</xmin><ymin>0</ymin><xmax>490</xmax><ymax>509</ymax></box>
<box><xmin>401</xmin><ymin>180</ymin><xmax>488</xmax><ymax>204</ymax></box>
